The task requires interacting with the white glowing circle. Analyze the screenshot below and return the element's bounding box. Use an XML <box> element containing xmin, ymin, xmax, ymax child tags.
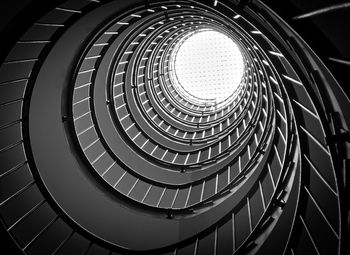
<box><xmin>174</xmin><ymin>30</ymin><xmax>244</xmax><ymax>103</ymax></box>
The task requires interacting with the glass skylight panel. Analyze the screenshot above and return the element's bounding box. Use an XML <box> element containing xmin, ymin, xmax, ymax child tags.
<box><xmin>173</xmin><ymin>30</ymin><xmax>244</xmax><ymax>103</ymax></box>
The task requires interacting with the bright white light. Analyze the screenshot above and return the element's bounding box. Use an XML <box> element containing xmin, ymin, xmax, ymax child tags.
<box><xmin>173</xmin><ymin>30</ymin><xmax>244</xmax><ymax>103</ymax></box>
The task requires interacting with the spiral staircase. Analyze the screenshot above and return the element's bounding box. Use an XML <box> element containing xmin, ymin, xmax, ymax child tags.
<box><xmin>0</xmin><ymin>0</ymin><xmax>349</xmax><ymax>254</ymax></box>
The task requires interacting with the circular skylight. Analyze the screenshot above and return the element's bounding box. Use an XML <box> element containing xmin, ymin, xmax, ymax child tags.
<box><xmin>173</xmin><ymin>30</ymin><xmax>244</xmax><ymax>103</ymax></box>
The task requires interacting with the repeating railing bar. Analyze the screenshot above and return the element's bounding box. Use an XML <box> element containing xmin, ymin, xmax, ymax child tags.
<box><xmin>303</xmin><ymin>185</ymin><xmax>339</xmax><ymax>238</ymax></box>
<box><xmin>303</xmin><ymin>154</ymin><xmax>337</xmax><ymax>196</ymax></box>
<box><xmin>299</xmin><ymin>215</ymin><xmax>320</xmax><ymax>255</ymax></box>
<box><xmin>23</xmin><ymin>216</ymin><xmax>59</xmax><ymax>251</ymax></box>
<box><xmin>7</xmin><ymin>199</ymin><xmax>46</xmax><ymax>231</ymax></box>
<box><xmin>51</xmin><ymin>230</ymin><xmax>74</xmax><ymax>255</ymax></box>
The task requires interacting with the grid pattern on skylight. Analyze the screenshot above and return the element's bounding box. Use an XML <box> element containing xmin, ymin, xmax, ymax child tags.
<box><xmin>174</xmin><ymin>30</ymin><xmax>244</xmax><ymax>103</ymax></box>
